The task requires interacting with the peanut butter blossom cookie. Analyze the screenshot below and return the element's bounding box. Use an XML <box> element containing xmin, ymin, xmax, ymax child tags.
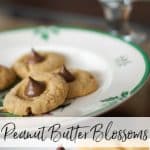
<box><xmin>58</xmin><ymin>65</ymin><xmax>98</xmax><ymax>99</ymax></box>
<box><xmin>0</xmin><ymin>65</ymin><xmax>16</xmax><ymax>90</ymax></box>
<box><xmin>3</xmin><ymin>72</ymin><xmax>69</xmax><ymax>116</ymax></box>
<box><xmin>13</xmin><ymin>49</ymin><xmax>65</xmax><ymax>78</ymax></box>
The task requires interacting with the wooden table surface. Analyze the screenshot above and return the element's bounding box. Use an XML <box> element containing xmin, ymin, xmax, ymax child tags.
<box><xmin>0</xmin><ymin>11</ymin><xmax>150</xmax><ymax>117</ymax></box>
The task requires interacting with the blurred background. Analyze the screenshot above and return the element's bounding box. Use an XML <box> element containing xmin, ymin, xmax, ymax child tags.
<box><xmin>0</xmin><ymin>0</ymin><xmax>150</xmax><ymax>116</ymax></box>
<box><xmin>0</xmin><ymin>0</ymin><xmax>150</xmax><ymax>28</ymax></box>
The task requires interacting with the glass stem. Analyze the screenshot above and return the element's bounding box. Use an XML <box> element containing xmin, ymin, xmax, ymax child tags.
<box><xmin>102</xmin><ymin>1</ymin><xmax>132</xmax><ymax>36</ymax></box>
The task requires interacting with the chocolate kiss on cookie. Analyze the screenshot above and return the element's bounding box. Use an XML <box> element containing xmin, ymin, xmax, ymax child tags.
<box><xmin>59</xmin><ymin>65</ymin><xmax>75</xmax><ymax>82</ymax></box>
<box><xmin>28</xmin><ymin>49</ymin><xmax>45</xmax><ymax>64</ymax></box>
<box><xmin>24</xmin><ymin>76</ymin><xmax>46</xmax><ymax>97</ymax></box>
<box><xmin>4</xmin><ymin>73</ymin><xmax>69</xmax><ymax>116</ymax></box>
<box><xmin>56</xmin><ymin>147</ymin><xmax>65</xmax><ymax>150</ymax></box>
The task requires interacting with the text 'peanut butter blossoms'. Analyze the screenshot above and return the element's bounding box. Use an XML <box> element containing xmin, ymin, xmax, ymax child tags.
<box><xmin>13</xmin><ymin>49</ymin><xmax>65</xmax><ymax>78</ymax></box>
<box><xmin>3</xmin><ymin>72</ymin><xmax>69</xmax><ymax>116</ymax></box>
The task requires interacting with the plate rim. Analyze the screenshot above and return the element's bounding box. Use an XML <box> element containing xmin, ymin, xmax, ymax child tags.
<box><xmin>0</xmin><ymin>25</ymin><xmax>150</xmax><ymax>117</ymax></box>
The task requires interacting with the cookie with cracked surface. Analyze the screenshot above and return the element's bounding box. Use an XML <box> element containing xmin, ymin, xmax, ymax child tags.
<box><xmin>3</xmin><ymin>72</ymin><xmax>69</xmax><ymax>116</ymax></box>
<box><xmin>0</xmin><ymin>65</ymin><xmax>16</xmax><ymax>90</ymax></box>
<box><xmin>67</xmin><ymin>70</ymin><xmax>98</xmax><ymax>99</ymax></box>
<box><xmin>13</xmin><ymin>49</ymin><xmax>65</xmax><ymax>78</ymax></box>
<box><xmin>56</xmin><ymin>65</ymin><xmax>98</xmax><ymax>99</ymax></box>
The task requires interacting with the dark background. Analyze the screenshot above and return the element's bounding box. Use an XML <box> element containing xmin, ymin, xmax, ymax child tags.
<box><xmin>0</xmin><ymin>0</ymin><xmax>150</xmax><ymax>26</ymax></box>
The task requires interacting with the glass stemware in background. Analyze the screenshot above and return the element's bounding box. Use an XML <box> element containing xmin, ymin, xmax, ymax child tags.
<box><xmin>98</xmin><ymin>0</ymin><xmax>147</xmax><ymax>44</ymax></box>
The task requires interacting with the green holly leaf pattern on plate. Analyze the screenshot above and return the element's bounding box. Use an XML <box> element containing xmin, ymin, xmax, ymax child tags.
<box><xmin>33</xmin><ymin>26</ymin><xmax>60</xmax><ymax>41</ymax></box>
<box><xmin>101</xmin><ymin>91</ymin><xmax>130</xmax><ymax>103</ymax></box>
<box><xmin>121</xmin><ymin>91</ymin><xmax>129</xmax><ymax>98</ymax></box>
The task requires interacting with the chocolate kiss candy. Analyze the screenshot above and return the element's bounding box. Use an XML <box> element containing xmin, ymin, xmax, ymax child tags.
<box><xmin>59</xmin><ymin>65</ymin><xmax>75</xmax><ymax>82</ymax></box>
<box><xmin>56</xmin><ymin>147</ymin><xmax>65</xmax><ymax>150</ymax></box>
<box><xmin>28</xmin><ymin>49</ymin><xmax>45</xmax><ymax>64</ymax></box>
<box><xmin>24</xmin><ymin>76</ymin><xmax>46</xmax><ymax>97</ymax></box>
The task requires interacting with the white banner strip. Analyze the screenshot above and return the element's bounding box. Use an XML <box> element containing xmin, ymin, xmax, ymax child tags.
<box><xmin>0</xmin><ymin>117</ymin><xmax>149</xmax><ymax>148</ymax></box>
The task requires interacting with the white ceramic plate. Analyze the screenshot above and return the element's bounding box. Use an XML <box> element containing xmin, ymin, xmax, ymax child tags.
<box><xmin>0</xmin><ymin>25</ymin><xmax>149</xmax><ymax>117</ymax></box>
